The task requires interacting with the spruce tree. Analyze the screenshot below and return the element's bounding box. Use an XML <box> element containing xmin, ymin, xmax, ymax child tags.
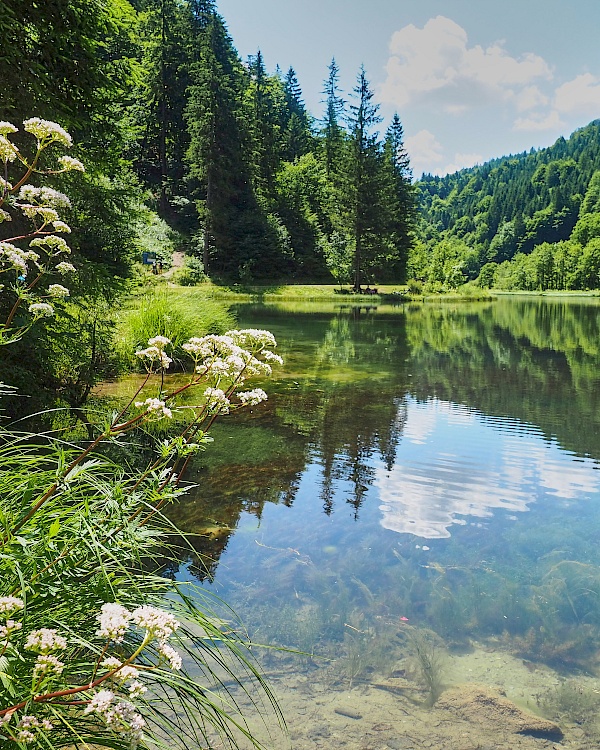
<box><xmin>185</xmin><ymin>6</ymin><xmax>258</xmax><ymax>275</ymax></box>
<box><xmin>321</xmin><ymin>58</ymin><xmax>346</xmax><ymax>178</ymax></box>
<box><xmin>346</xmin><ymin>66</ymin><xmax>383</xmax><ymax>290</ymax></box>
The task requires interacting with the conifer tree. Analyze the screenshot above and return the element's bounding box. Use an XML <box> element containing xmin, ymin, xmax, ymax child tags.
<box><xmin>345</xmin><ymin>66</ymin><xmax>383</xmax><ymax>290</ymax></box>
<box><xmin>185</xmin><ymin>5</ymin><xmax>258</xmax><ymax>275</ymax></box>
<box><xmin>321</xmin><ymin>58</ymin><xmax>346</xmax><ymax>178</ymax></box>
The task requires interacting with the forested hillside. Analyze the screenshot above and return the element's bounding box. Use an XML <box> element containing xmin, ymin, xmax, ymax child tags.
<box><xmin>0</xmin><ymin>0</ymin><xmax>416</xmax><ymax>405</ymax></box>
<box><xmin>411</xmin><ymin>121</ymin><xmax>600</xmax><ymax>291</ymax></box>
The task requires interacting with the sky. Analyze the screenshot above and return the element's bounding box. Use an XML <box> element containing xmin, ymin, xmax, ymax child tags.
<box><xmin>215</xmin><ymin>0</ymin><xmax>600</xmax><ymax>177</ymax></box>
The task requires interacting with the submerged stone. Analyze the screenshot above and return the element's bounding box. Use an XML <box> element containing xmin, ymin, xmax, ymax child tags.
<box><xmin>437</xmin><ymin>684</ymin><xmax>564</xmax><ymax>740</ymax></box>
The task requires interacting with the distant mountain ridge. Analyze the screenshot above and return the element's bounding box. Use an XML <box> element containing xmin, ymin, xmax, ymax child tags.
<box><xmin>417</xmin><ymin>120</ymin><xmax>600</xmax><ymax>264</ymax></box>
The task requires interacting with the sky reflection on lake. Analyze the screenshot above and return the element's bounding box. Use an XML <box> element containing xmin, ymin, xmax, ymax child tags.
<box><xmin>377</xmin><ymin>397</ymin><xmax>600</xmax><ymax>539</ymax></box>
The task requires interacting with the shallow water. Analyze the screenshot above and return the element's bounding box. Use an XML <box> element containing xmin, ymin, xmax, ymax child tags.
<box><xmin>168</xmin><ymin>298</ymin><xmax>600</xmax><ymax>747</ymax></box>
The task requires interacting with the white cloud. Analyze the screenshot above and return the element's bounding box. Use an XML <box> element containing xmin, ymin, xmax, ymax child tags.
<box><xmin>405</xmin><ymin>129</ymin><xmax>444</xmax><ymax>176</ymax></box>
<box><xmin>554</xmin><ymin>73</ymin><xmax>600</xmax><ymax>115</ymax></box>
<box><xmin>380</xmin><ymin>16</ymin><xmax>552</xmax><ymax>112</ymax></box>
<box><xmin>515</xmin><ymin>85</ymin><xmax>550</xmax><ymax>112</ymax></box>
<box><xmin>442</xmin><ymin>152</ymin><xmax>483</xmax><ymax>175</ymax></box>
<box><xmin>513</xmin><ymin>110</ymin><xmax>564</xmax><ymax>132</ymax></box>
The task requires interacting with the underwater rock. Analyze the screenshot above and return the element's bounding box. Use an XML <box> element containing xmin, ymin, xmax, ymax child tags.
<box><xmin>437</xmin><ymin>684</ymin><xmax>564</xmax><ymax>740</ymax></box>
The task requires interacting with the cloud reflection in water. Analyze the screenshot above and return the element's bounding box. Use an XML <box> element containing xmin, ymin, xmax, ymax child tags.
<box><xmin>377</xmin><ymin>398</ymin><xmax>600</xmax><ymax>539</ymax></box>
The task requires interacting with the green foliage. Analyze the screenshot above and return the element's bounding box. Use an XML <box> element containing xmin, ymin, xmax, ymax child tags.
<box><xmin>416</xmin><ymin>121</ymin><xmax>600</xmax><ymax>291</ymax></box>
<box><xmin>171</xmin><ymin>255</ymin><xmax>207</xmax><ymax>285</ymax></box>
<box><xmin>116</xmin><ymin>289</ymin><xmax>235</xmax><ymax>366</ymax></box>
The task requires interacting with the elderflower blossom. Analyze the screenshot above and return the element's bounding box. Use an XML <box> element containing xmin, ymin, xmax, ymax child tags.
<box><xmin>203</xmin><ymin>387</ymin><xmax>230</xmax><ymax>414</ymax></box>
<box><xmin>0</xmin><ymin>620</ymin><xmax>22</xmax><ymax>639</ymax></box>
<box><xmin>237</xmin><ymin>388</ymin><xmax>268</xmax><ymax>406</ymax></box>
<box><xmin>57</xmin><ymin>154</ymin><xmax>84</xmax><ymax>172</ymax></box>
<box><xmin>33</xmin><ymin>654</ymin><xmax>64</xmax><ymax>678</ymax></box>
<box><xmin>0</xmin><ymin>596</ymin><xmax>24</xmax><ymax>615</ymax></box>
<box><xmin>130</xmin><ymin>606</ymin><xmax>180</xmax><ymax>641</ymax></box>
<box><xmin>102</xmin><ymin>656</ymin><xmax>140</xmax><ymax>682</ymax></box>
<box><xmin>135</xmin><ymin>346</ymin><xmax>172</xmax><ymax>370</ymax></box>
<box><xmin>25</xmin><ymin>628</ymin><xmax>67</xmax><ymax>654</ymax></box>
<box><xmin>0</xmin><ymin>136</ymin><xmax>18</xmax><ymax>162</ymax></box>
<box><xmin>96</xmin><ymin>603</ymin><xmax>132</xmax><ymax>643</ymax></box>
<box><xmin>52</xmin><ymin>220</ymin><xmax>71</xmax><ymax>233</ymax></box>
<box><xmin>85</xmin><ymin>691</ymin><xmax>145</xmax><ymax>747</ymax></box>
<box><xmin>29</xmin><ymin>303</ymin><xmax>54</xmax><ymax>318</ymax></box>
<box><xmin>0</xmin><ymin>209</ymin><xmax>12</xmax><ymax>223</ymax></box>
<box><xmin>157</xmin><ymin>642</ymin><xmax>182</xmax><ymax>670</ymax></box>
<box><xmin>134</xmin><ymin>397</ymin><xmax>172</xmax><ymax>419</ymax></box>
<box><xmin>23</xmin><ymin>118</ymin><xmax>72</xmax><ymax>148</ymax></box>
<box><xmin>55</xmin><ymin>261</ymin><xmax>76</xmax><ymax>274</ymax></box>
<box><xmin>47</xmin><ymin>284</ymin><xmax>70</xmax><ymax>298</ymax></box>
<box><xmin>0</xmin><ymin>122</ymin><xmax>17</xmax><ymax>135</ymax></box>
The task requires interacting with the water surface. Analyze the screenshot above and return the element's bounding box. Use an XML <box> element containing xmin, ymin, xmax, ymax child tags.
<box><xmin>168</xmin><ymin>298</ymin><xmax>600</xmax><ymax>747</ymax></box>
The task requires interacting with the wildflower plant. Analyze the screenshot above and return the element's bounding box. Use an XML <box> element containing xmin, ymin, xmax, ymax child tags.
<box><xmin>0</xmin><ymin>123</ymin><xmax>285</xmax><ymax>749</ymax></box>
<box><xmin>0</xmin><ymin>119</ymin><xmax>83</xmax><ymax>346</ymax></box>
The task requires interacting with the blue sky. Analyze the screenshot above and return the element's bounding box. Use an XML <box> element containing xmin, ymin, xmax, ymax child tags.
<box><xmin>216</xmin><ymin>0</ymin><xmax>600</xmax><ymax>177</ymax></box>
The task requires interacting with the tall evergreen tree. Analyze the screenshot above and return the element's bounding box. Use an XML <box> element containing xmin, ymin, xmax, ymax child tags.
<box><xmin>185</xmin><ymin>6</ymin><xmax>260</xmax><ymax>275</ymax></box>
<box><xmin>321</xmin><ymin>58</ymin><xmax>346</xmax><ymax>178</ymax></box>
<box><xmin>345</xmin><ymin>67</ymin><xmax>383</xmax><ymax>290</ymax></box>
<box><xmin>281</xmin><ymin>67</ymin><xmax>313</xmax><ymax>161</ymax></box>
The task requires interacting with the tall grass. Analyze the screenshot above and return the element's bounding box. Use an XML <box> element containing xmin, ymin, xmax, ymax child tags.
<box><xmin>117</xmin><ymin>289</ymin><xmax>236</xmax><ymax>369</ymax></box>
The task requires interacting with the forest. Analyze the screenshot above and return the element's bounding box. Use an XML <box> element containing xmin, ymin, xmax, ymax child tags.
<box><xmin>414</xmin><ymin>120</ymin><xmax>600</xmax><ymax>292</ymax></box>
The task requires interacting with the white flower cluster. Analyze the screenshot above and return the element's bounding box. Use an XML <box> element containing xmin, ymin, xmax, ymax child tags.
<box><xmin>25</xmin><ymin>628</ymin><xmax>68</xmax><ymax>654</ymax></box>
<box><xmin>135</xmin><ymin>336</ymin><xmax>172</xmax><ymax>371</ymax></box>
<box><xmin>33</xmin><ymin>654</ymin><xmax>64</xmax><ymax>679</ymax></box>
<box><xmin>0</xmin><ymin>596</ymin><xmax>24</xmax><ymax>615</ymax></box>
<box><xmin>229</xmin><ymin>328</ymin><xmax>277</xmax><ymax>349</ymax></box>
<box><xmin>237</xmin><ymin>388</ymin><xmax>268</xmax><ymax>406</ymax></box>
<box><xmin>28</xmin><ymin>303</ymin><xmax>54</xmax><ymax>318</ymax></box>
<box><xmin>85</xmin><ymin>691</ymin><xmax>145</xmax><ymax>748</ymax></box>
<box><xmin>47</xmin><ymin>284</ymin><xmax>69</xmax><ymax>298</ymax></box>
<box><xmin>30</xmin><ymin>234</ymin><xmax>71</xmax><ymax>254</ymax></box>
<box><xmin>135</xmin><ymin>397</ymin><xmax>173</xmax><ymax>420</ymax></box>
<box><xmin>23</xmin><ymin>118</ymin><xmax>72</xmax><ymax>148</ymax></box>
<box><xmin>11</xmin><ymin>715</ymin><xmax>53</xmax><ymax>744</ymax></box>
<box><xmin>0</xmin><ymin>242</ymin><xmax>39</xmax><ymax>274</ymax></box>
<box><xmin>18</xmin><ymin>185</ymin><xmax>71</xmax><ymax>209</ymax></box>
<box><xmin>96</xmin><ymin>603</ymin><xmax>182</xmax><ymax>667</ymax></box>
<box><xmin>55</xmin><ymin>261</ymin><xmax>76</xmax><ymax>275</ymax></box>
<box><xmin>102</xmin><ymin>657</ymin><xmax>147</xmax><ymax>697</ymax></box>
<box><xmin>182</xmin><ymin>329</ymin><xmax>282</xmax><ymax>385</ymax></box>
<box><xmin>0</xmin><ymin>598</ymin><xmax>24</xmax><ymax>643</ymax></box>
<box><xmin>0</xmin><ymin>135</ymin><xmax>18</xmax><ymax>163</ymax></box>
<box><xmin>57</xmin><ymin>154</ymin><xmax>85</xmax><ymax>172</ymax></box>
<box><xmin>203</xmin><ymin>387</ymin><xmax>230</xmax><ymax>414</ymax></box>
<box><xmin>0</xmin><ymin>620</ymin><xmax>22</xmax><ymax>639</ymax></box>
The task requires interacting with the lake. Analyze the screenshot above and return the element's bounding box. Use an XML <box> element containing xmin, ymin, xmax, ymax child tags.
<box><xmin>168</xmin><ymin>297</ymin><xmax>600</xmax><ymax>749</ymax></box>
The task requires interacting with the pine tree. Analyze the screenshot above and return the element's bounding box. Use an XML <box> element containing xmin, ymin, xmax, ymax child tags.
<box><xmin>185</xmin><ymin>5</ymin><xmax>258</xmax><ymax>275</ymax></box>
<box><xmin>346</xmin><ymin>66</ymin><xmax>383</xmax><ymax>290</ymax></box>
<box><xmin>281</xmin><ymin>67</ymin><xmax>313</xmax><ymax>161</ymax></box>
<box><xmin>321</xmin><ymin>58</ymin><xmax>345</xmax><ymax>178</ymax></box>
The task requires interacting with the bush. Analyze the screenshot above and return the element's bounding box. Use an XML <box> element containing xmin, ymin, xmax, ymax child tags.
<box><xmin>171</xmin><ymin>255</ymin><xmax>207</xmax><ymax>286</ymax></box>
